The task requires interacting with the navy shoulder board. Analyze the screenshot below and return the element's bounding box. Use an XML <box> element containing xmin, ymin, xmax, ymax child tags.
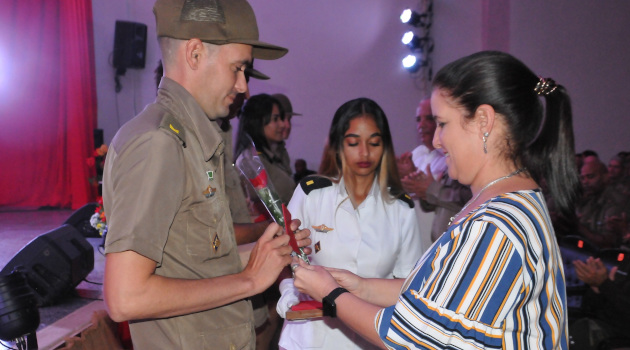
<box><xmin>300</xmin><ymin>176</ymin><xmax>333</xmax><ymax>195</ymax></box>
<box><xmin>397</xmin><ymin>192</ymin><xmax>415</xmax><ymax>208</ymax></box>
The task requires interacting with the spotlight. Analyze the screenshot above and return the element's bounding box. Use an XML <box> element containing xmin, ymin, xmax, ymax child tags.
<box><xmin>400</xmin><ymin>9</ymin><xmax>430</xmax><ymax>28</ymax></box>
<box><xmin>401</xmin><ymin>32</ymin><xmax>432</xmax><ymax>52</ymax></box>
<box><xmin>402</xmin><ymin>54</ymin><xmax>421</xmax><ymax>73</ymax></box>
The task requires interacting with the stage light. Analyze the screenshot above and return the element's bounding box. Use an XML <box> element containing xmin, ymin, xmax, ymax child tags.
<box><xmin>400</xmin><ymin>9</ymin><xmax>430</xmax><ymax>28</ymax></box>
<box><xmin>402</xmin><ymin>31</ymin><xmax>431</xmax><ymax>52</ymax></box>
<box><xmin>400</xmin><ymin>9</ymin><xmax>415</xmax><ymax>24</ymax></box>
<box><xmin>401</xmin><ymin>31</ymin><xmax>415</xmax><ymax>46</ymax></box>
<box><xmin>402</xmin><ymin>54</ymin><xmax>421</xmax><ymax>73</ymax></box>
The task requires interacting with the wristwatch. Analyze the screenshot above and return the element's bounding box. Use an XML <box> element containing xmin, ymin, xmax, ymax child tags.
<box><xmin>322</xmin><ymin>287</ymin><xmax>349</xmax><ymax>318</ymax></box>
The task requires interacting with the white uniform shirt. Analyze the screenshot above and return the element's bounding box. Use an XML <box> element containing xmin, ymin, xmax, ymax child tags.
<box><xmin>410</xmin><ymin>144</ymin><xmax>447</xmax><ymax>251</ymax></box>
<box><xmin>410</xmin><ymin>144</ymin><xmax>447</xmax><ymax>180</ymax></box>
<box><xmin>279</xmin><ymin>177</ymin><xmax>423</xmax><ymax>349</ymax></box>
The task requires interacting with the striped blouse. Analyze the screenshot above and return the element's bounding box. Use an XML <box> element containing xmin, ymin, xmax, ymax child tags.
<box><xmin>375</xmin><ymin>190</ymin><xmax>568</xmax><ymax>349</ymax></box>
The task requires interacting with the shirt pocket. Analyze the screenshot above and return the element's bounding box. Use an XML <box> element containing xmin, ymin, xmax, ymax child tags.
<box><xmin>186</xmin><ymin>199</ymin><xmax>233</xmax><ymax>263</ymax></box>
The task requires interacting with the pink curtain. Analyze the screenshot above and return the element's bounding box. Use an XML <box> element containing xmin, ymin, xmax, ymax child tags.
<box><xmin>0</xmin><ymin>0</ymin><xmax>97</xmax><ymax>209</ymax></box>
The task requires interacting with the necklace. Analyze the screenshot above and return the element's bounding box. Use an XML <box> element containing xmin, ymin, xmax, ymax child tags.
<box><xmin>448</xmin><ymin>168</ymin><xmax>525</xmax><ymax>226</ymax></box>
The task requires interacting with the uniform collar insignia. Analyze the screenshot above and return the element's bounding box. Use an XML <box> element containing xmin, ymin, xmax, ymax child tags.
<box><xmin>312</xmin><ymin>224</ymin><xmax>333</xmax><ymax>233</ymax></box>
<box><xmin>207</xmin><ymin>170</ymin><xmax>214</xmax><ymax>181</ymax></box>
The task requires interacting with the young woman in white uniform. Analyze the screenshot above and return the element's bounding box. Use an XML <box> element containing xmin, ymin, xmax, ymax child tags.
<box><xmin>277</xmin><ymin>98</ymin><xmax>424</xmax><ymax>349</ymax></box>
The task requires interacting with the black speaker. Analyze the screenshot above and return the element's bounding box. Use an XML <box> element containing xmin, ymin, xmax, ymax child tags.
<box><xmin>113</xmin><ymin>20</ymin><xmax>147</xmax><ymax>73</ymax></box>
<box><xmin>0</xmin><ymin>225</ymin><xmax>95</xmax><ymax>306</ymax></box>
<box><xmin>94</xmin><ymin>129</ymin><xmax>104</xmax><ymax>149</ymax></box>
<box><xmin>64</xmin><ymin>202</ymin><xmax>100</xmax><ymax>238</ymax></box>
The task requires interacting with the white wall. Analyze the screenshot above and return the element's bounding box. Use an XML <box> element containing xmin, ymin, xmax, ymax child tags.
<box><xmin>92</xmin><ymin>0</ymin><xmax>159</xmax><ymax>146</ymax></box>
<box><xmin>92</xmin><ymin>0</ymin><xmax>630</xmax><ymax>172</ymax></box>
<box><xmin>509</xmin><ymin>0</ymin><xmax>630</xmax><ymax>162</ymax></box>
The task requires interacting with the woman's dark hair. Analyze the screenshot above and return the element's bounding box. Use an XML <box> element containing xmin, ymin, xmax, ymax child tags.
<box><xmin>432</xmin><ymin>50</ymin><xmax>578</xmax><ymax>217</ymax></box>
<box><xmin>234</xmin><ymin>93</ymin><xmax>284</xmax><ymax>160</ymax></box>
<box><xmin>319</xmin><ymin>97</ymin><xmax>403</xmax><ymax>201</ymax></box>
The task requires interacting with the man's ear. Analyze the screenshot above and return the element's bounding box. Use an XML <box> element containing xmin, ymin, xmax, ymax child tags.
<box><xmin>184</xmin><ymin>38</ymin><xmax>204</xmax><ymax>70</ymax></box>
<box><xmin>474</xmin><ymin>104</ymin><xmax>496</xmax><ymax>138</ymax></box>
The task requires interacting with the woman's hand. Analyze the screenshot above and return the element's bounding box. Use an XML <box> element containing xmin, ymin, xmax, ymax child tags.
<box><xmin>292</xmin><ymin>259</ymin><xmax>339</xmax><ymax>302</ymax></box>
<box><xmin>325</xmin><ymin>267</ymin><xmax>364</xmax><ymax>297</ymax></box>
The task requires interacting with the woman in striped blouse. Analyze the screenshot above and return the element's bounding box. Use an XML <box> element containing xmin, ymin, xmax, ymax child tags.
<box><xmin>291</xmin><ymin>51</ymin><xmax>578</xmax><ymax>349</ymax></box>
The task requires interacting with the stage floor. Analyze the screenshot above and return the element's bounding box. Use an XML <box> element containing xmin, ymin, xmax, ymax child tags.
<box><xmin>0</xmin><ymin>207</ymin><xmax>105</xmax><ymax>337</ymax></box>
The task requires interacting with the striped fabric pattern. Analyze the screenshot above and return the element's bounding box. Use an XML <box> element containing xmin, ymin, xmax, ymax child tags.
<box><xmin>376</xmin><ymin>190</ymin><xmax>568</xmax><ymax>349</ymax></box>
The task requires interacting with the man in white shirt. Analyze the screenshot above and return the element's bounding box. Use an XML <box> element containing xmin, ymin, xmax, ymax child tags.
<box><xmin>397</xmin><ymin>99</ymin><xmax>446</xmax><ymax>250</ymax></box>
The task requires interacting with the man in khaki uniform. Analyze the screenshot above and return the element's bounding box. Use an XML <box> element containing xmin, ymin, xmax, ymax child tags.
<box><xmin>102</xmin><ymin>0</ymin><xmax>311</xmax><ymax>348</ymax></box>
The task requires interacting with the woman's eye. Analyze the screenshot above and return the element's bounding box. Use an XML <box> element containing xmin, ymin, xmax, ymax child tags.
<box><xmin>347</xmin><ymin>142</ymin><xmax>358</xmax><ymax>147</ymax></box>
<box><xmin>370</xmin><ymin>142</ymin><xmax>381</xmax><ymax>147</ymax></box>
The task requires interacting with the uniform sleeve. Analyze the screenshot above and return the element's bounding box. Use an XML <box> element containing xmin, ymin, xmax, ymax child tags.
<box><xmin>375</xmin><ymin>220</ymin><xmax>523</xmax><ymax>350</ymax></box>
<box><xmin>104</xmin><ymin>130</ymin><xmax>185</xmax><ymax>265</ymax></box>
<box><xmin>392</xmin><ymin>205</ymin><xmax>424</xmax><ymax>278</ymax></box>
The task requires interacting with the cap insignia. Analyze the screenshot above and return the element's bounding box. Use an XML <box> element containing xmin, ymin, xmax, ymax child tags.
<box><xmin>181</xmin><ymin>0</ymin><xmax>225</xmax><ymax>23</ymax></box>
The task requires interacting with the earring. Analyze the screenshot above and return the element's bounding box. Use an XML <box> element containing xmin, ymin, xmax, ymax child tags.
<box><xmin>482</xmin><ymin>132</ymin><xmax>489</xmax><ymax>154</ymax></box>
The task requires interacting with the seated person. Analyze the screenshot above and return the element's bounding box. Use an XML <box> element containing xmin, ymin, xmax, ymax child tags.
<box><xmin>570</xmin><ymin>256</ymin><xmax>630</xmax><ymax>349</ymax></box>
<box><xmin>577</xmin><ymin>159</ymin><xmax>628</xmax><ymax>249</ymax></box>
<box><xmin>292</xmin><ymin>158</ymin><xmax>315</xmax><ymax>183</ymax></box>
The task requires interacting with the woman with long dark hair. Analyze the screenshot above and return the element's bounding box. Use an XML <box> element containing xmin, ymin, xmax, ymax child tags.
<box><xmin>277</xmin><ymin>98</ymin><xmax>424</xmax><ymax>349</ymax></box>
<box><xmin>291</xmin><ymin>51</ymin><xmax>577</xmax><ymax>349</ymax></box>
<box><xmin>234</xmin><ymin>93</ymin><xmax>296</xmax><ymax>205</ymax></box>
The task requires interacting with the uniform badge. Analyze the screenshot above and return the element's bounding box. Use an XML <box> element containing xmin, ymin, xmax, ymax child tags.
<box><xmin>206</xmin><ymin>170</ymin><xmax>214</xmax><ymax>181</ymax></box>
<box><xmin>312</xmin><ymin>224</ymin><xmax>333</xmax><ymax>233</ymax></box>
<box><xmin>212</xmin><ymin>233</ymin><xmax>221</xmax><ymax>251</ymax></box>
<box><xmin>203</xmin><ymin>185</ymin><xmax>217</xmax><ymax>198</ymax></box>
<box><xmin>314</xmin><ymin>241</ymin><xmax>321</xmax><ymax>253</ymax></box>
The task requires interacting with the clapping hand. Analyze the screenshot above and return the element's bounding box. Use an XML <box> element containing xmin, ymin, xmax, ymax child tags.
<box><xmin>573</xmin><ymin>257</ymin><xmax>608</xmax><ymax>292</ymax></box>
<box><xmin>396</xmin><ymin>152</ymin><xmax>417</xmax><ymax>179</ymax></box>
<box><xmin>401</xmin><ymin>165</ymin><xmax>435</xmax><ymax>200</ymax></box>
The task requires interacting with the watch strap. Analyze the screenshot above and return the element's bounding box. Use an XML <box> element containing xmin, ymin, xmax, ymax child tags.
<box><xmin>323</xmin><ymin>287</ymin><xmax>348</xmax><ymax>317</ymax></box>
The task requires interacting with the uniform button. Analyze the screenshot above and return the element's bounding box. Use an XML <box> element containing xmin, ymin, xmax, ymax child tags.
<box><xmin>229</xmin><ymin>345</ymin><xmax>235</xmax><ymax>350</ymax></box>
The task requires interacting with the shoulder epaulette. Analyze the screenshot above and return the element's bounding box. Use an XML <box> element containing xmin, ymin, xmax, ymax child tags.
<box><xmin>397</xmin><ymin>192</ymin><xmax>415</xmax><ymax>208</ymax></box>
<box><xmin>300</xmin><ymin>176</ymin><xmax>333</xmax><ymax>195</ymax></box>
<box><xmin>159</xmin><ymin>114</ymin><xmax>187</xmax><ymax>148</ymax></box>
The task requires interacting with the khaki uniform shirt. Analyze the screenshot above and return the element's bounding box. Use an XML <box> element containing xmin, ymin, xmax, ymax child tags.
<box><xmin>260</xmin><ymin>147</ymin><xmax>296</xmax><ymax>204</ymax></box>
<box><xmin>103</xmin><ymin>78</ymin><xmax>255</xmax><ymax>349</ymax></box>
<box><xmin>222</xmin><ymin>128</ymin><xmax>253</xmax><ymax>224</ymax></box>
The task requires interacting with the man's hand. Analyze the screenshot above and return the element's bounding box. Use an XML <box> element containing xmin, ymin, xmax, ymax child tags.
<box><xmin>401</xmin><ymin>166</ymin><xmax>434</xmax><ymax>200</ymax></box>
<box><xmin>573</xmin><ymin>257</ymin><xmax>608</xmax><ymax>291</ymax></box>
<box><xmin>242</xmin><ymin>219</ymin><xmax>311</xmax><ymax>294</ymax></box>
<box><xmin>242</xmin><ymin>222</ymin><xmax>293</xmax><ymax>294</ymax></box>
<box><xmin>291</xmin><ymin>219</ymin><xmax>312</xmax><ymax>255</ymax></box>
<box><xmin>396</xmin><ymin>152</ymin><xmax>417</xmax><ymax>179</ymax></box>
